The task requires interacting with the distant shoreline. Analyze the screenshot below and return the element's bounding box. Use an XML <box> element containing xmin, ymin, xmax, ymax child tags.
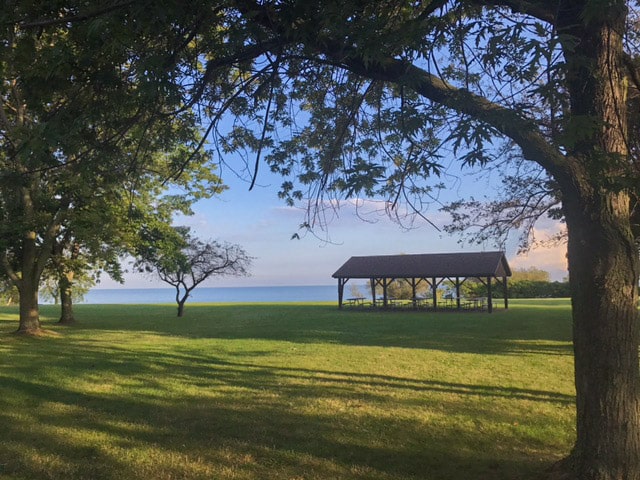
<box><xmin>90</xmin><ymin>284</ymin><xmax>336</xmax><ymax>291</ymax></box>
<box><xmin>79</xmin><ymin>285</ymin><xmax>341</xmax><ymax>305</ymax></box>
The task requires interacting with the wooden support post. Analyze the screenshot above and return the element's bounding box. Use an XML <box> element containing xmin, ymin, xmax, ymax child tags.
<box><xmin>382</xmin><ymin>278</ymin><xmax>389</xmax><ymax>308</ymax></box>
<box><xmin>370</xmin><ymin>278</ymin><xmax>376</xmax><ymax>307</ymax></box>
<box><xmin>455</xmin><ymin>277</ymin><xmax>461</xmax><ymax>310</ymax></box>
<box><xmin>432</xmin><ymin>277</ymin><xmax>437</xmax><ymax>310</ymax></box>
<box><xmin>487</xmin><ymin>276</ymin><xmax>493</xmax><ymax>313</ymax></box>
<box><xmin>411</xmin><ymin>278</ymin><xmax>417</xmax><ymax>309</ymax></box>
<box><xmin>503</xmin><ymin>276</ymin><xmax>509</xmax><ymax>309</ymax></box>
<box><xmin>338</xmin><ymin>278</ymin><xmax>345</xmax><ymax>308</ymax></box>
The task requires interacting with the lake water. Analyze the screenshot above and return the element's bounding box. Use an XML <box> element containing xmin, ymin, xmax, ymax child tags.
<box><xmin>80</xmin><ymin>285</ymin><xmax>339</xmax><ymax>305</ymax></box>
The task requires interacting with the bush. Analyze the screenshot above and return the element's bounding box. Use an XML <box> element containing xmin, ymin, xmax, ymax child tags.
<box><xmin>497</xmin><ymin>280</ymin><xmax>570</xmax><ymax>298</ymax></box>
<box><xmin>456</xmin><ymin>279</ymin><xmax>570</xmax><ymax>299</ymax></box>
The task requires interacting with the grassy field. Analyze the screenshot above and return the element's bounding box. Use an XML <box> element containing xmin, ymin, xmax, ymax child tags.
<box><xmin>0</xmin><ymin>299</ymin><xmax>575</xmax><ymax>480</ymax></box>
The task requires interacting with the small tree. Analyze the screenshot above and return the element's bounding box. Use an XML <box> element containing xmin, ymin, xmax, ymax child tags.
<box><xmin>511</xmin><ymin>267</ymin><xmax>551</xmax><ymax>283</ymax></box>
<box><xmin>376</xmin><ymin>278</ymin><xmax>430</xmax><ymax>300</ymax></box>
<box><xmin>138</xmin><ymin>228</ymin><xmax>252</xmax><ymax>317</ymax></box>
<box><xmin>0</xmin><ymin>277</ymin><xmax>18</xmax><ymax>306</ymax></box>
<box><xmin>39</xmin><ymin>265</ymin><xmax>94</xmax><ymax>307</ymax></box>
<box><xmin>349</xmin><ymin>283</ymin><xmax>365</xmax><ymax>299</ymax></box>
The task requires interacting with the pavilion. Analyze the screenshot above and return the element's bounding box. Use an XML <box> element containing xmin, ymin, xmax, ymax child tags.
<box><xmin>332</xmin><ymin>251</ymin><xmax>512</xmax><ymax>313</ymax></box>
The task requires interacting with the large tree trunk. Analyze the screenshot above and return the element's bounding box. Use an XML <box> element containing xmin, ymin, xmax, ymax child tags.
<box><xmin>16</xmin><ymin>271</ymin><xmax>41</xmax><ymax>335</ymax></box>
<box><xmin>554</xmin><ymin>4</ymin><xmax>640</xmax><ymax>478</ymax></box>
<box><xmin>563</xmin><ymin>190</ymin><xmax>640</xmax><ymax>480</ymax></box>
<box><xmin>15</xmin><ymin>229</ymin><xmax>43</xmax><ymax>335</ymax></box>
<box><xmin>58</xmin><ymin>271</ymin><xmax>75</xmax><ymax>325</ymax></box>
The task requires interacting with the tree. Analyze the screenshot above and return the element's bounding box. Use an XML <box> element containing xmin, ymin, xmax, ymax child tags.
<box><xmin>137</xmin><ymin>228</ymin><xmax>252</xmax><ymax>317</ymax></box>
<box><xmin>171</xmin><ymin>4</ymin><xmax>635</xmax><ymax>478</ymax></box>
<box><xmin>441</xmin><ymin>166</ymin><xmax>566</xmax><ymax>252</ymax></box>
<box><xmin>39</xmin><ymin>255</ymin><xmax>95</xmax><ymax>307</ymax></box>
<box><xmin>511</xmin><ymin>267</ymin><xmax>551</xmax><ymax>283</ymax></box>
<box><xmin>43</xmin><ymin>235</ymin><xmax>120</xmax><ymax>325</ymax></box>
<box><xmin>44</xmin><ymin>145</ymin><xmax>223</xmax><ymax>326</ymax></box>
<box><xmin>0</xmin><ymin>276</ymin><xmax>18</xmax><ymax>306</ymax></box>
<box><xmin>375</xmin><ymin>278</ymin><xmax>430</xmax><ymax>300</ymax></box>
<box><xmin>0</xmin><ymin>3</ymin><xmax>223</xmax><ymax>333</ymax></box>
<box><xmin>7</xmin><ymin>2</ymin><xmax>640</xmax><ymax>477</ymax></box>
<box><xmin>498</xmin><ymin>279</ymin><xmax>571</xmax><ymax>298</ymax></box>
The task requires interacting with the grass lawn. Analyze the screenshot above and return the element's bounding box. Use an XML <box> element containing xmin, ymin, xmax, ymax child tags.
<box><xmin>0</xmin><ymin>299</ymin><xmax>575</xmax><ymax>480</ymax></box>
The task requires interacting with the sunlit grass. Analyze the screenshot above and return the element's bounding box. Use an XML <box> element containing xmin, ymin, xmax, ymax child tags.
<box><xmin>0</xmin><ymin>299</ymin><xmax>574</xmax><ymax>479</ymax></box>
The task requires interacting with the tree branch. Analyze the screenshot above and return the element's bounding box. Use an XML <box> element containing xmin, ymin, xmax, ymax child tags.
<box><xmin>623</xmin><ymin>53</ymin><xmax>640</xmax><ymax>96</ymax></box>
<box><xmin>234</xmin><ymin>0</ymin><xmax>572</xmax><ymax>184</ymax></box>
<box><xmin>0</xmin><ymin>251</ymin><xmax>20</xmax><ymax>285</ymax></box>
<box><xmin>329</xmin><ymin>53</ymin><xmax>570</xmax><ymax>182</ymax></box>
<box><xmin>36</xmin><ymin>199</ymin><xmax>71</xmax><ymax>279</ymax></box>
<box><xmin>14</xmin><ymin>1</ymin><xmax>136</xmax><ymax>29</ymax></box>
<box><xmin>470</xmin><ymin>0</ymin><xmax>556</xmax><ymax>24</ymax></box>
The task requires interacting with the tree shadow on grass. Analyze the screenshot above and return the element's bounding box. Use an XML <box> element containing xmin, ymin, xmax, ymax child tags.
<box><xmin>0</xmin><ymin>303</ymin><xmax>573</xmax><ymax>478</ymax></box>
<box><xmin>27</xmin><ymin>303</ymin><xmax>575</xmax><ymax>357</ymax></box>
<box><xmin>0</xmin><ymin>339</ymin><xmax>570</xmax><ymax>480</ymax></box>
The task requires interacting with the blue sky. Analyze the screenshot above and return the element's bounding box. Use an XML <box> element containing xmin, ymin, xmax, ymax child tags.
<box><xmin>97</xmin><ymin>159</ymin><xmax>569</xmax><ymax>289</ymax></box>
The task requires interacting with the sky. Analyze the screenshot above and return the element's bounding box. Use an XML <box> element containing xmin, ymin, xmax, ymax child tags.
<box><xmin>96</xmin><ymin>159</ymin><xmax>569</xmax><ymax>289</ymax></box>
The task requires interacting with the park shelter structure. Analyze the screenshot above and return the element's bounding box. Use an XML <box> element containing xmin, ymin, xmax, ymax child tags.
<box><xmin>332</xmin><ymin>251</ymin><xmax>512</xmax><ymax>313</ymax></box>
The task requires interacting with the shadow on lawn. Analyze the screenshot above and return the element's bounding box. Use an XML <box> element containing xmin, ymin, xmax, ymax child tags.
<box><xmin>0</xmin><ymin>339</ymin><xmax>568</xmax><ymax>480</ymax></box>
<box><xmin>26</xmin><ymin>303</ymin><xmax>575</xmax><ymax>357</ymax></box>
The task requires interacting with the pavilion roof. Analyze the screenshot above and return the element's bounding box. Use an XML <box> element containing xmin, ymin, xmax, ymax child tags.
<box><xmin>332</xmin><ymin>251</ymin><xmax>511</xmax><ymax>279</ymax></box>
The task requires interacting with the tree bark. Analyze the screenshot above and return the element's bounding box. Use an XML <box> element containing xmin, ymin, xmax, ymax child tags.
<box><xmin>16</xmin><ymin>271</ymin><xmax>41</xmax><ymax>335</ymax></box>
<box><xmin>15</xmin><ymin>228</ymin><xmax>43</xmax><ymax>335</ymax></box>
<box><xmin>556</xmin><ymin>3</ymin><xmax>640</xmax><ymax>478</ymax></box>
<box><xmin>562</xmin><ymin>189</ymin><xmax>640</xmax><ymax>480</ymax></box>
<box><xmin>58</xmin><ymin>271</ymin><xmax>76</xmax><ymax>325</ymax></box>
<box><xmin>295</xmin><ymin>3</ymin><xmax>640</xmax><ymax>475</ymax></box>
<box><xmin>177</xmin><ymin>299</ymin><xmax>186</xmax><ymax>317</ymax></box>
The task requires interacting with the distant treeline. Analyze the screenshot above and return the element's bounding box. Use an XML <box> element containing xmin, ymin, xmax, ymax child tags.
<box><xmin>363</xmin><ymin>277</ymin><xmax>572</xmax><ymax>301</ymax></box>
<box><xmin>466</xmin><ymin>280</ymin><xmax>571</xmax><ymax>299</ymax></box>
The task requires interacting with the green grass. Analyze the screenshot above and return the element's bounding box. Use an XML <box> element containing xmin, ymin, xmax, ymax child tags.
<box><xmin>0</xmin><ymin>299</ymin><xmax>575</xmax><ymax>480</ymax></box>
